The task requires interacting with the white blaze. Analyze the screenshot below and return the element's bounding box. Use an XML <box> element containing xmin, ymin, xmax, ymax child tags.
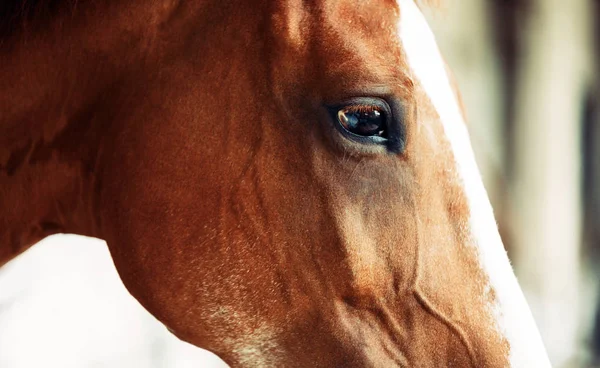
<box><xmin>396</xmin><ymin>1</ymin><xmax>551</xmax><ymax>367</ymax></box>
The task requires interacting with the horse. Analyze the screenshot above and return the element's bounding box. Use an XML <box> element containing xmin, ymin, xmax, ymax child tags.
<box><xmin>0</xmin><ymin>0</ymin><xmax>551</xmax><ymax>366</ymax></box>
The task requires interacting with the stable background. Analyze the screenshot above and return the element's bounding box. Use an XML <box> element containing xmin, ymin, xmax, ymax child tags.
<box><xmin>0</xmin><ymin>1</ymin><xmax>599</xmax><ymax>367</ymax></box>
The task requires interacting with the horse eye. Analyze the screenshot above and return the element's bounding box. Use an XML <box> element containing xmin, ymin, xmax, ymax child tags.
<box><xmin>337</xmin><ymin>105</ymin><xmax>387</xmax><ymax>138</ymax></box>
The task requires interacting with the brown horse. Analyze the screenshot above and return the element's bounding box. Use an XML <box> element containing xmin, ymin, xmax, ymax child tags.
<box><xmin>0</xmin><ymin>0</ymin><xmax>551</xmax><ymax>366</ymax></box>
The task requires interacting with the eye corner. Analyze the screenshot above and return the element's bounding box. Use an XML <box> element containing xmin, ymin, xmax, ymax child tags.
<box><xmin>385</xmin><ymin>134</ymin><xmax>405</xmax><ymax>154</ymax></box>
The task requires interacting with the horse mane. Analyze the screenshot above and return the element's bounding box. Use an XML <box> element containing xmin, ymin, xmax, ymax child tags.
<box><xmin>0</xmin><ymin>0</ymin><xmax>441</xmax><ymax>38</ymax></box>
<box><xmin>0</xmin><ymin>0</ymin><xmax>78</xmax><ymax>37</ymax></box>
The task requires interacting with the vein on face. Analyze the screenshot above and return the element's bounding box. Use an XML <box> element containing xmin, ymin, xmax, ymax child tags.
<box><xmin>396</xmin><ymin>1</ymin><xmax>551</xmax><ymax>366</ymax></box>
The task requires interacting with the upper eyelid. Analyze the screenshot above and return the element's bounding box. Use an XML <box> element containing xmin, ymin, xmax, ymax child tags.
<box><xmin>340</xmin><ymin>104</ymin><xmax>385</xmax><ymax>113</ymax></box>
<box><xmin>326</xmin><ymin>97</ymin><xmax>392</xmax><ymax>113</ymax></box>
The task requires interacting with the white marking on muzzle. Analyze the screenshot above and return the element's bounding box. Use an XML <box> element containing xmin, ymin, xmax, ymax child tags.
<box><xmin>396</xmin><ymin>1</ymin><xmax>551</xmax><ymax>366</ymax></box>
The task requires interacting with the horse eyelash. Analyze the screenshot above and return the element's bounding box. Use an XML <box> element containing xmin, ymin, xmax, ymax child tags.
<box><xmin>343</xmin><ymin>104</ymin><xmax>382</xmax><ymax>113</ymax></box>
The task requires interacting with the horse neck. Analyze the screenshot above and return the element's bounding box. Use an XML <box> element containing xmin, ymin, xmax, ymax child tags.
<box><xmin>0</xmin><ymin>0</ymin><xmax>184</xmax><ymax>266</ymax></box>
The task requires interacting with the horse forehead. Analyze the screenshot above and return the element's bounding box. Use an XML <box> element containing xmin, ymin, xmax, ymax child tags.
<box><xmin>270</xmin><ymin>0</ymin><xmax>399</xmax><ymax>42</ymax></box>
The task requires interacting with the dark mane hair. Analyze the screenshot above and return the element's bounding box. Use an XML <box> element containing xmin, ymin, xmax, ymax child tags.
<box><xmin>0</xmin><ymin>0</ymin><xmax>442</xmax><ymax>38</ymax></box>
<box><xmin>0</xmin><ymin>0</ymin><xmax>77</xmax><ymax>37</ymax></box>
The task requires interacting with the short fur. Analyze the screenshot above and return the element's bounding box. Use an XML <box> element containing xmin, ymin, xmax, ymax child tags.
<box><xmin>0</xmin><ymin>1</ymin><xmax>542</xmax><ymax>367</ymax></box>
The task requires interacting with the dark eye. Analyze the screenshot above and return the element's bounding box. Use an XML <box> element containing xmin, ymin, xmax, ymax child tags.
<box><xmin>337</xmin><ymin>106</ymin><xmax>387</xmax><ymax>137</ymax></box>
<box><xmin>326</xmin><ymin>97</ymin><xmax>404</xmax><ymax>153</ymax></box>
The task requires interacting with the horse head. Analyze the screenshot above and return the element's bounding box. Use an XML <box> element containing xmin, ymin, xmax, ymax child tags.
<box><xmin>0</xmin><ymin>0</ymin><xmax>551</xmax><ymax>366</ymax></box>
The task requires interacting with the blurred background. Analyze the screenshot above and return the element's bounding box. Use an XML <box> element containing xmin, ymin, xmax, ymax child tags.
<box><xmin>0</xmin><ymin>1</ymin><xmax>598</xmax><ymax>367</ymax></box>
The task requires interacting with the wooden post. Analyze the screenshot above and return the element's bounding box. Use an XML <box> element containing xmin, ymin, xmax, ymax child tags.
<box><xmin>510</xmin><ymin>0</ymin><xmax>593</xmax><ymax>365</ymax></box>
<box><xmin>423</xmin><ymin>0</ymin><xmax>504</xmax><ymax>207</ymax></box>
